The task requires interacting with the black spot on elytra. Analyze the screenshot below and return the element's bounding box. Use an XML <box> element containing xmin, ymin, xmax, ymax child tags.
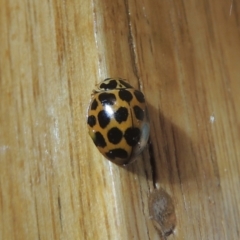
<box><xmin>100</xmin><ymin>80</ymin><xmax>118</xmax><ymax>90</ymax></box>
<box><xmin>87</xmin><ymin>115</ymin><xmax>96</xmax><ymax>127</ymax></box>
<box><xmin>119</xmin><ymin>89</ymin><xmax>133</xmax><ymax>102</ymax></box>
<box><xmin>114</xmin><ymin>107</ymin><xmax>128</xmax><ymax>123</ymax></box>
<box><xmin>133</xmin><ymin>106</ymin><xmax>144</xmax><ymax>121</ymax></box>
<box><xmin>91</xmin><ymin>99</ymin><xmax>98</xmax><ymax>110</ymax></box>
<box><xmin>98</xmin><ymin>93</ymin><xmax>116</xmax><ymax>106</ymax></box>
<box><xmin>107</xmin><ymin>127</ymin><xmax>123</xmax><ymax>144</ymax></box>
<box><xmin>119</xmin><ymin>80</ymin><xmax>133</xmax><ymax>89</ymax></box>
<box><xmin>94</xmin><ymin>132</ymin><xmax>106</xmax><ymax>148</ymax></box>
<box><xmin>134</xmin><ymin>90</ymin><xmax>145</xmax><ymax>103</ymax></box>
<box><xmin>98</xmin><ymin>110</ymin><xmax>110</xmax><ymax>128</ymax></box>
<box><xmin>105</xmin><ymin>148</ymin><xmax>128</xmax><ymax>159</ymax></box>
<box><xmin>124</xmin><ymin>127</ymin><xmax>141</xmax><ymax>146</ymax></box>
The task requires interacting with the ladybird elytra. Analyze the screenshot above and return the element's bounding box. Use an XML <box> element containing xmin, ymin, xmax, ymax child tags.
<box><xmin>87</xmin><ymin>78</ymin><xmax>150</xmax><ymax>165</ymax></box>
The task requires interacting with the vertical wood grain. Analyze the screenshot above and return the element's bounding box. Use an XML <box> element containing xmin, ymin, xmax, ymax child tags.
<box><xmin>0</xmin><ymin>0</ymin><xmax>240</xmax><ymax>239</ymax></box>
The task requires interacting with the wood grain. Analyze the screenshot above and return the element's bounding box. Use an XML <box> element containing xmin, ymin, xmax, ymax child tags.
<box><xmin>1</xmin><ymin>0</ymin><xmax>240</xmax><ymax>239</ymax></box>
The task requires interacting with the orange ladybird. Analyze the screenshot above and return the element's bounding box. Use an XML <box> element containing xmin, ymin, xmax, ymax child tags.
<box><xmin>87</xmin><ymin>78</ymin><xmax>150</xmax><ymax>165</ymax></box>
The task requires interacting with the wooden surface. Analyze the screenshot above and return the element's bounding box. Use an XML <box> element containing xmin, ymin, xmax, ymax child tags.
<box><xmin>1</xmin><ymin>0</ymin><xmax>240</xmax><ymax>239</ymax></box>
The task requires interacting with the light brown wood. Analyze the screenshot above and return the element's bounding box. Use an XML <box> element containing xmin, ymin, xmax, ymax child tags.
<box><xmin>1</xmin><ymin>0</ymin><xmax>240</xmax><ymax>239</ymax></box>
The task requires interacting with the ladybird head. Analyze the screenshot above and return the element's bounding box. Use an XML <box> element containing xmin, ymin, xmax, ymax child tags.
<box><xmin>93</xmin><ymin>78</ymin><xmax>134</xmax><ymax>93</ymax></box>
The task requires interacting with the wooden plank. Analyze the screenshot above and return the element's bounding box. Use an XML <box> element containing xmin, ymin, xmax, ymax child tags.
<box><xmin>0</xmin><ymin>0</ymin><xmax>240</xmax><ymax>239</ymax></box>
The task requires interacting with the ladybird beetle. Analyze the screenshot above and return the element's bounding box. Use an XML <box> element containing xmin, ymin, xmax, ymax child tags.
<box><xmin>87</xmin><ymin>78</ymin><xmax>150</xmax><ymax>165</ymax></box>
